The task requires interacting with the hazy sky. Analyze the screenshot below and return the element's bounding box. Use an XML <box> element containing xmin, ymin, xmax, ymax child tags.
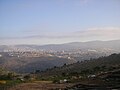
<box><xmin>0</xmin><ymin>0</ymin><xmax>120</xmax><ymax>45</ymax></box>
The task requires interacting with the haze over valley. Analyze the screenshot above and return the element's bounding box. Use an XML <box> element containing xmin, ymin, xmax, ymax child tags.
<box><xmin>0</xmin><ymin>39</ymin><xmax>120</xmax><ymax>73</ymax></box>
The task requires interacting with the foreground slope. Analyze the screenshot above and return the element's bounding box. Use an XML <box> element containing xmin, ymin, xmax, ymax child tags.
<box><xmin>39</xmin><ymin>53</ymin><xmax>120</xmax><ymax>77</ymax></box>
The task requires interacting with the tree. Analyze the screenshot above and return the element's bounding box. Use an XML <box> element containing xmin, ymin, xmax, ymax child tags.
<box><xmin>24</xmin><ymin>75</ymin><xmax>30</xmax><ymax>80</ymax></box>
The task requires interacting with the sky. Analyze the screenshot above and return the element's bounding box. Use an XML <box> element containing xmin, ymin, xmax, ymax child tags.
<box><xmin>0</xmin><ymin>0</ymin><xmax>120</xmax><ymax>45</ymax></box>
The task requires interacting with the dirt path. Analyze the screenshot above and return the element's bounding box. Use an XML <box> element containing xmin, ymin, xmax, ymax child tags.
<box><xmin>8</xmin><ymin>81</ymin><xmax>74</xmax><ymax>90</ymax></box>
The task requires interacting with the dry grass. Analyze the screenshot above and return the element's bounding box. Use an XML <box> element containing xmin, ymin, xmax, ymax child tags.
<box><xmin>0</xmin><ymin>80</ymin><xmax>6</xmax><ymax>84</ymax></box>
<box><xmin>33</xmin><ymin>81</ymin><xmax>53</xmax><ymax>84</ymax></box>
<box><xmin>8</xmin><ymin>81</ymin><xmax>74</xmax><ymax>90</ymax></box>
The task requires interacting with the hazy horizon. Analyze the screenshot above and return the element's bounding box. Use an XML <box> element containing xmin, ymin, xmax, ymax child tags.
<box><xmin>0</xmin><ymin>0</ymin><xmax>120</xmax><ymax>45</ymax></box>
<box><xmin>0</xmin><ymin>39</ymin><xmax>120</xmax><ymax>46</ymax></box>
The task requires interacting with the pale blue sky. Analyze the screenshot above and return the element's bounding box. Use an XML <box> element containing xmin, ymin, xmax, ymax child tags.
<box><xmin>0</xmin><ymin>0</ymin><xmax>120</xmax><ymax>45</ymax></box>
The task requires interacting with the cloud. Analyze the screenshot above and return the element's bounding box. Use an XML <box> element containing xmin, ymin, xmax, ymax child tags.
<box><xmin>0</xmin><ymin>27</ymin><xmax>120</xmax><ymax>45</ymax></box>
<box><xmin>1</xmin><ymin>27</ymin><xmax>120</xmax><ymax>39</ymax></box>
<box><xmin>73</xmin><ymin>27</ymin><xmax>120</xmax><ymax>40</ymax></box>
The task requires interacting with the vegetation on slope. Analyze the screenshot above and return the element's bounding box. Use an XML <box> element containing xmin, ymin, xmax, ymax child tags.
<box><xmin>37</xmin><ymin>53</ymin><xmax>120</xmax><ymax>77</ymax></box>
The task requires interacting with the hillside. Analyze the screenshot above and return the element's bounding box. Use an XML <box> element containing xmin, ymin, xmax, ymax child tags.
<box><xmin>39</xmin><ymin>53</ymin><xmax>120</xmax><ymax>77</ymax></box>
<box><xmin>1</xmin><ymin>53</ymin><xmax>120</xmax><ymax>90</ymax></box>
<box><xmin>0</xmin><ymin>53</ymin><xmax>76</xmax><ymax>73</ymax></box>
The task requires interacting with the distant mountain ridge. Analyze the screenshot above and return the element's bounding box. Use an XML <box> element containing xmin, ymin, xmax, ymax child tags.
<box><xmin>0</xmin><ymin>39</ymin><xmax>120</xmax><ymax>52</ymax></box>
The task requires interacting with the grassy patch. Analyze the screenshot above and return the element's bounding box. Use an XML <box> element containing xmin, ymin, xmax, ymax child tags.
<box><xmin>0</xmin><ymin>80</ymin><xmax>22</xmax><ymax>90</ymax></box>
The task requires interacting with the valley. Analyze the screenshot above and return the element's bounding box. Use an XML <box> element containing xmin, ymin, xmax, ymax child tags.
<box><xmin>0</xmin><ymin>40</ymin><xmax>120</xmax><ymax>90</ymax></box>
<box><xmin>0</xmin><ymin>40</ymin><xmax>120</xmax><ymax>73</ymax></box>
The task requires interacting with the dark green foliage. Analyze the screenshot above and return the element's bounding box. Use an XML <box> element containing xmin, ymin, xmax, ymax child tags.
<box><xmin>35</xmin><ymin>70</ymin><xmax>40</xmax><ymax>74</ymax></box>
<box><xmin>24</xmin><ymin>75</ymin><xmax>31</xmax><ymax>80</ymax></box>
<box><xmin>0</xmin><ymin>73</ymin><xmax>14</xmax><ymax>80</ymax></box>
<box><xmin>0</xmin><ymin>80</ymin><xmax>22</xmax><ymax>90</ymax></box>
<box><xmin>39</xmin><ymin>53</ymin><xmax>120</xmax><ymax>77</ymax></box>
